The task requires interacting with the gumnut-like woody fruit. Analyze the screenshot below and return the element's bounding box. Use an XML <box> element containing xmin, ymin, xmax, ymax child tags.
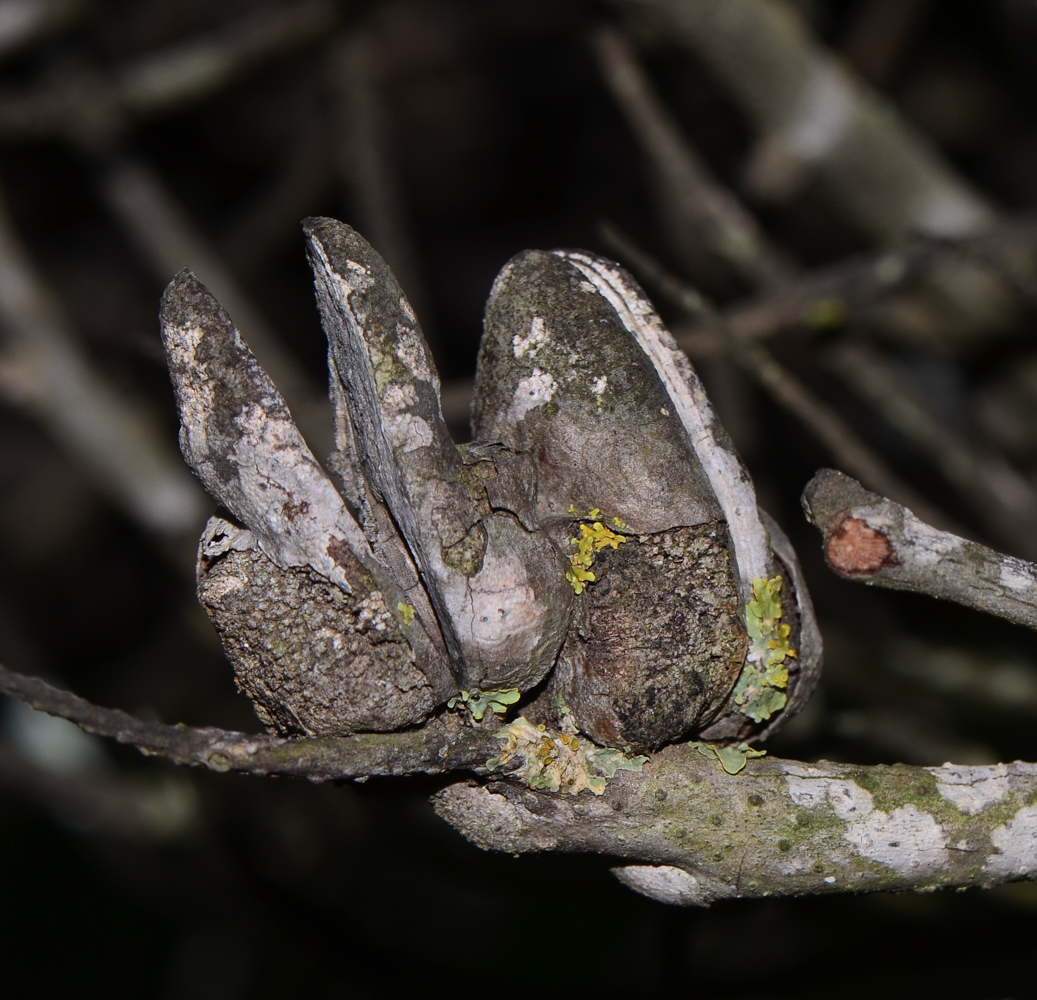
<box><xmin>159</xmin><ymin>218</ymin><xmax>821</xmax><ymax>752</ymax></box>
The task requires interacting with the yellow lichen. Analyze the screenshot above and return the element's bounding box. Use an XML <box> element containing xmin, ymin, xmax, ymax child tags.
<box><xmin>486</xmin><ymin>714</ymin><xmax>647</xmax><ymax>795</ymax></box>
<box><xmin>733</xmin><ymin>576</ymin><xmax>796</xmax><ymax>722</ymax></box>
<box><xmin>564</xmin><ymin>507</ymin><xmax>628</xmax><ymax>594</ymax></box>
<box><xmin>690</xmin><ymin>741</ymin><xmax>767</xmax><ymax>775</ymax></box>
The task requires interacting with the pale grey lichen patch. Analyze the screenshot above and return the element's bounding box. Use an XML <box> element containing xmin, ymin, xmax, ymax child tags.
<box><xmin>467</xmin><ymin>547</ymin><xmax>540</xmax><ymax>660</ymax></box>
<box><xmin>931</xmin><ymin>762</ymin><xmax>1011</xmax><ymax>815</ymax></box>
<box><xmin>344</xmin><ymin>258</ymin><xmax>373</xmax><ymax>282</ymax></box>
<box><xmin>394</xmin><ymin>323</ymin><xmax>435</xmax><ymax>383</ymax></box>
<box><xmin>785</xmin><ymin>774</ymin><xmax>949</xmax><ymax>876</ymax></box>
<box><xmin>160</xmin><ymin>271</ymin><xmax>377</xmax><ymax>599</ymax></box>
<box><xmin>508</xmin><ymin>368</ymin><xmax>557</xmax><ymax>424</ymax></box>
<box><xmin>382</xmin><ymin>382</ymin><xmax>434</xmax><ymax>453</ymax></box>
<box><xmin>512</xmin><ymin>316</ymin><xmax>549</xmax><ymax>358</ymax></box>
<box><xmin>984</xmin><ymin>803</ymin><xmax>1037</xmax><ymax>878</ymax></box>
<box><xmin>845</xmin><ymin>804</ymin><xmax>949</xmax><ymax>876</ymax></box>
<box><xmin>785</xmin><ymin>775</ymin><xmax>873</xmax><ymax>819</ymax></box>
<box><xmin>999</xmin><ymin>558</ymin><xmax>1037</xmax><ymax>594</ymax></box>
<box><xmin>612</xmin><ymin>864</ymin><xmax>717</xmax><ymax>907</ymax></box>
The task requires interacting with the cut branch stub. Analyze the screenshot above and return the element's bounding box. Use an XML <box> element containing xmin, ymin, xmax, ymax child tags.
<box><xmin>803</xmin><ymin>467</ymin><xmax>1037</xmax><ymax>633</ymax></box>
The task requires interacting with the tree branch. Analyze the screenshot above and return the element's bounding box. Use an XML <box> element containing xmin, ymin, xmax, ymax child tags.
<box><xmin>434</xmin><ymin>744</ymin><xmax>1037</xmax><ymax>906</ymax></box>
<box><xmin>5</xmin><ymin>659</ymin><xmax>1037</xmax><ymax>907</ymax></box>
<box><xmin>0</xmin><ymin>662</ymin><xmax>501</xmax><ymax>781</ymax></box>
<box><xmin>616</xmin><ymin>0</ymin><xmax>995</xmax><ymax>241</ymax></box>
<box><xmin>802</xmin><ymin>468</ymin><xmax>1037</xmax><ymax>631</ymax></box>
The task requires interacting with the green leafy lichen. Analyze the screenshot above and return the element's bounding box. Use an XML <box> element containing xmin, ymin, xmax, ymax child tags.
<box><xmin>733</xmin><ymin>576</ymin><xmax>796</xmax><ymax>723</ymax></box>
<box><xmin>487</xmin><ymin>715</ymin><xmax>648</xmax><ymax>795</ymax></box>
<box><xmin>396</xmin><ymin>602</ymin><xmax>415</xmax><ymax>626</ymax></box>
<box><xmin>448</xmin><ymin>687</ymin><xmax>521</xmax><ymax>721</ymax></box>
<box><xmin>690</xmin><ymin>741</ymin><xmax>767</xmax><ymax>775</ymax></box>
<box><xmin>564</xmin><ymin>506</ymin><xmax>628</xmax><ymax>595</ymax></box>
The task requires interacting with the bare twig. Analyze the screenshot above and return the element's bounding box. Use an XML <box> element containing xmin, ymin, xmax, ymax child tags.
<box><xmin>616</xmin><ymin>0</ymin><xmax>996</xmax><ymax>240</ymax></box>
<box><xmin>102</xmin><ymin>158</ymin><xmax>332</xmax><ymax>455</ymax></box>
<box><xmin>118</xmin><ymin>0</ymin><xmax>336</xmax><ymax>114</ymax></box>
<box><xmin>826</xmin><ymin>341</ymin><xmax>1037</xmax><ymax>558</ymax></box>
<box><xmin>802</xmin><ymin>467</ymin><xmax>1037</xmax><ymax>631</ymax></box>
<box><xmin>0</xmin><ymin>662</ymin><xmax>500</xmax><ymax>781</ymax></box>
<box><xmin>592</xmin><ymin>26</ymin><xmax>794</xmax><ymax>292</ymax></box>
<box><xmin>0</xmin><ymin>186</ymin><xmax>206</xmax><ymax>536</ymax></box>
<box><xmin>0</xmin><ymin>0</ymin><xmax>337</xmax><ymax>143</ymax></box>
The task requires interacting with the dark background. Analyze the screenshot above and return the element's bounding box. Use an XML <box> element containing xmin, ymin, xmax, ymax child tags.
<box><xmin>2</xmin><ymin>1</ymin><xmax>1037</xmax><ymax>996</ymax></box>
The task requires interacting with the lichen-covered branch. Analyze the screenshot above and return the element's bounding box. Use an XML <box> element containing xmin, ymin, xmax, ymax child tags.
<box><xmin>5</xmin><ymin>659</ymin><xmax>1037</xmax><ymax>907</ymax></box>
<box><xmin>434</xmin><ymin>743</ymin><xmax>1037</xmax><ymax>906</ymax></box>
<box><xmin>802</xmin><ymin>468</ymin><xmax>1037</xmax><ymax>631</ymax></box>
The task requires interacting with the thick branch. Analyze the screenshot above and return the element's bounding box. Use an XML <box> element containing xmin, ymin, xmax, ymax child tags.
<box><xmin>435</xmin><ymin>744</ymin><xmax>1037</xmax><ymax>905</ymax></box>
<box><xmin>0</xmin><ymin>663</ymin><xmax>500</xmax><ymax>781</ymax></box>
<box><xmin>802</xmin><ymin>468</ymin><xmax>1037</xmax><ymax>631</ymax></box>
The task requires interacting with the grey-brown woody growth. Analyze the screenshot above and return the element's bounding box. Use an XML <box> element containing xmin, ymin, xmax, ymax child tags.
<box><xmin>159</xmin><ymin>217</ymin><xmax>820</xmax><ymax>751</ymax></box>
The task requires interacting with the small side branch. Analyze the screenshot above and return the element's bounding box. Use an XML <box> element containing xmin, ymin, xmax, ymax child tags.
<box><xmin>0</xmin><ymin>663</ymin><xmax>500</xmax><ymax>781</ymax></box>
<box><xmin>802</xmin><ymin>468</ymin><xmax>1037</xmax><ymax>632</ymax></box>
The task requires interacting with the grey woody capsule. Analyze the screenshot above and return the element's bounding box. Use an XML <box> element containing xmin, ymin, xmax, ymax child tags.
<box><xmin>161</xmin><ymin>220</ymin><xmax>820</xmax><ymax>749</ymax></box>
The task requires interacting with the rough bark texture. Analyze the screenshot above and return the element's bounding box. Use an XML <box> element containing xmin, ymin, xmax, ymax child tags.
<box><xmin>802</xmin><ymin>468</ymin><xmax>1037</xmax><ymax>632</ymax></box>
<box><xmin>0</xmin><ymin>663</ymin><xmax>502</xmax><ymax>781</ymax></box>
<box><xmin>549</xmin><ymin>523</ymin><xmax>748</xmax><ymax>751</ymax></box>
<box><xmin>470</xmin><ymin>242</ymin><xmax>821</xmax><ymax>746</ymax></box>
<box><xmin>474</xmin><ymin>247</ymin><xmax>724</xmax><ymax>535</ymax></box>
<box><xmin>197</xmin><ymin>515</ymin><xmax>435</xmax><ymax>737</ymax></box>
<box><xmin>305</xmin><ymin>217</ymin><xmax>574</xmax><ymax>693</ymax></box>
<box><xmin>7</xmin><ymin>660</ymin><xmax>1037</xmax><ymax>909</ymax></box>
<box><xmin>160</xmin><ymin>221</ymin><xmax>820</xmax><ymax>749</ymax></box>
